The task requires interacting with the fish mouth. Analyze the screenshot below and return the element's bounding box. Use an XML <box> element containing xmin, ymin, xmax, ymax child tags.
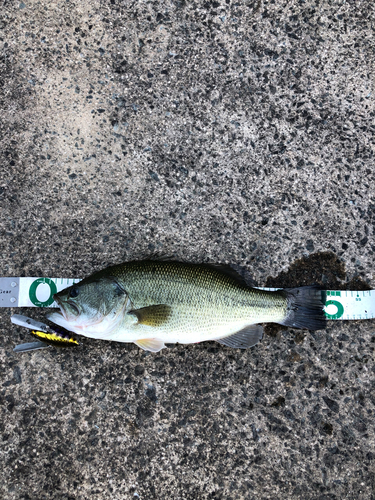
<box><xmin>53</xmin><ymin>295</ymin><xmax>80</xmax><ymax>320</ymax></box>
<box><xmin>51</xmin><ymin>295</ymin><xmax>64</xmax><ymax>316</ymax></box>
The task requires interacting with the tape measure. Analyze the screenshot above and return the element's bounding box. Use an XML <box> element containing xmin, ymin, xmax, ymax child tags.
<box><xmin>0</xmin><ymin>278</ymin><xmax>80</xmax><ymax>308</ymax></box>
<box><xmin>0</xmin><ymin>277</ymin><xmax>374</xmax><ymax>321</ymax></box>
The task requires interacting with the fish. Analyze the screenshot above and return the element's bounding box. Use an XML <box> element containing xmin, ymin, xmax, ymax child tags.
<box><xmin>46</xmin><ymin>260</ymin><xmax>326</xmax><ymax>352</ymax></box>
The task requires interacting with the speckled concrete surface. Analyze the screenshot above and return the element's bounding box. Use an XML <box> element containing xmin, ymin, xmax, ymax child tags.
<box><xmin>1</xmin><ymin>1</ymin><xmax>375</xmax><ymax>498</ymax></box>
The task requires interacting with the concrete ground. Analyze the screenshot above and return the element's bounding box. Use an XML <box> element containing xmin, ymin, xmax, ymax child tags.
<box><xmin>1</xmin><ymin>0</ymin><xmax>374</xmax><ymax>498</ymax></box>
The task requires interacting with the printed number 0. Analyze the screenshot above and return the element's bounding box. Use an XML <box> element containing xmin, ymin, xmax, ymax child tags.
<box><xmin>324</xmin><ymin>299</ymin><xmax>344</xmax><ymax>320</ymax></box>
<box><xmin>29</xmin><ymin>278</ymin><xmax>58</xmax><ymax>307</ymax></box>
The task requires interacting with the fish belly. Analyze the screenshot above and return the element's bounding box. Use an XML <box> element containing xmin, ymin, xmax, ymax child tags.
<box><xmin>107</xmin><ymin>300</ymin><xmax>286</xmax><ymax>344</ymax></box>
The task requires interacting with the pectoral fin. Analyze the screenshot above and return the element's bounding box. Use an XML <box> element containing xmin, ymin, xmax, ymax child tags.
<box><xmin>129</xmin><ymin>305</ymin><xmax>171</xmax><ymax>327</ymax></box>
<box><xmin>135</xmin><ymin>338</ymin><xmax>166</xmax><ymax>352</ymax></box>
<box><xmin>216</xmin><ymin>325</ymin><xmax>263</xmax><ymax>349</ymax></box>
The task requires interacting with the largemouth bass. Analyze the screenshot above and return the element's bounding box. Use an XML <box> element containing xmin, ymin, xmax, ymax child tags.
<box><xmin>47</xmin><ymin>260</ymin><xmax>326</xmax><ymax>352</ymax></box>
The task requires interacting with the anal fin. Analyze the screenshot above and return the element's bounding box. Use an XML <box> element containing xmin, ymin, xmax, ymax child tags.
<box><xmin>135</xmin><ymin>338</ymin><xmax>166</xmax><ymax>352</ymax></box>
<box><xmin>216</xmin><ymin>325</ymin><xmax>263</xmax><ymax>349</ymax></box>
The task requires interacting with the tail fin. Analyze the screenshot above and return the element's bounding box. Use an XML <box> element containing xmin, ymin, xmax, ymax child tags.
<box><xmin>279</xmin><ymin>286</ymin><xmax>326</xmax><ymax>331</ymax></box>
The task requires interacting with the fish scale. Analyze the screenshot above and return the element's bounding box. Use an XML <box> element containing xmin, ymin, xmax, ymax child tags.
<box><xmin>115</xmin><ymin>261</ymin><xmax>285</xmax><ymax>323</ymax></box>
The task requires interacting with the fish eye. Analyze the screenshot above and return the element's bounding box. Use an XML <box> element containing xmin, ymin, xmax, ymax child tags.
<box><xmin>69</xmin><ymin>286</ymin><xmax>80</xmax><ymax>298</ymax></box>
